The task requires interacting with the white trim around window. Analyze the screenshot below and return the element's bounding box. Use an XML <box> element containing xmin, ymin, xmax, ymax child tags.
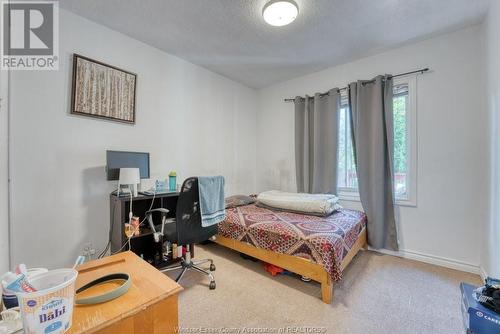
<box><xmin>395</xmin><ymin>75</ymin><xmax>417</xmax><ymax>207</ymax></box>
<box><xmin>338</xmin><ymin>75</ymin><xmax>418</xmax><ymax>207</ymax></box>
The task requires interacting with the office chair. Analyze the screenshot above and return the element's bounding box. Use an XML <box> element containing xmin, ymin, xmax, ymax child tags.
<box><xmin>156</xmin><ymin>177</ymin><xmax>218</xmax><ymax>289</ymax></box>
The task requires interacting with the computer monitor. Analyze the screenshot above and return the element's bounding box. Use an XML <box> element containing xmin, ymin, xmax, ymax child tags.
<box><xmin>106</xmin><ymin>150</ymin><xmax>150</xmax><ymax>181</ymax></box>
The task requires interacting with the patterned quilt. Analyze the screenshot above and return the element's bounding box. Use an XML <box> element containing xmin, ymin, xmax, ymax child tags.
<box><xmin>218</xmin><ymin>204</ymin><xmax>367</xmax><ymax>282</ymax></box>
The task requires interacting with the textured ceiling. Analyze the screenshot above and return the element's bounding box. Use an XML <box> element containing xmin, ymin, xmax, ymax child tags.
<box><xmin>60</xmin><ymin>0</ymin><xmax>489</xmax><ymax>88</ymax></box>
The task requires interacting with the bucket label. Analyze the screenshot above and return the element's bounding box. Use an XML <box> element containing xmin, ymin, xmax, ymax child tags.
<box><xmin>44</xmin><ymin>321</ymin><xmax>62</xmax><ymax>333</ymax></box>
<box><xmin>21</xmin><ymin>293</ymin><xmax>73</xmax><ymax>334</ymax></box>
<box><xmin>38</xmin><ymin>298</ymin><xmax>66</xmax><ymax>324</ymax></box>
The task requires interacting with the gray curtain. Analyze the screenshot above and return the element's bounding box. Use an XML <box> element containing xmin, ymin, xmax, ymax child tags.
<box><xmin>294</xmin><ymin>89</ymin><xmax>339</xmax><ymax>194</ymax></box>
<box><xmin>349</xmin><ymin>75</ymin><xmax>399</xmax><ymax>250</ymax></box>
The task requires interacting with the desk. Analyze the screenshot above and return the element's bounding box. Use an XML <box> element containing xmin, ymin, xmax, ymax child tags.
<box><xmin>69</xmin><ymin>251</ymin><xmax>182</xmax><ymax>334</ymax></box>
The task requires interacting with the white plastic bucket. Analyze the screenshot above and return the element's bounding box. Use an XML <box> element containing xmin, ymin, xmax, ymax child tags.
<box><xmin>15</xmin><ymin>269</ymin><xmax>78</xmax><ymax>334</ymax></box>
<box><xmin>27</xmin><ymin>268</ymin><xmax>49</xmax><ymax>279</ymax></box>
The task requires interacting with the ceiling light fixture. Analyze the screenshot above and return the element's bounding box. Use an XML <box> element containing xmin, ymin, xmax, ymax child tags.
<box><xmin>262</xmin><ymin>0</ymin><xmax>299</xmax><ymax>27</ymax></box>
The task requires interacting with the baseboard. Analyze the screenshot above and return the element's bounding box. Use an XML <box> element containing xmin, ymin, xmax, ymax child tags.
<box><xmin>370</xmin><ymin>247</ymin><xmax>482</xmax><ymax>276</ymax></box>
<box><xmin>479</xmin><ymin>266</ymin><xmax>489</xmax><ymax>281</ymax></box>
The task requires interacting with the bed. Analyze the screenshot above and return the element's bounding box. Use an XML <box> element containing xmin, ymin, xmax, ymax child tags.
<box><xmin>214</xmin><ymin>204</ymin><xmax>367</xmax><ymax>303</ymax></box>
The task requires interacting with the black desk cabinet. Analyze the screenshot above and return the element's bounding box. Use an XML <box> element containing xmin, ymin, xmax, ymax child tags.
<box><xmin>109</xmin><ymin>192</ymin><xmax>179</xmax><ymax>267</ymax></box>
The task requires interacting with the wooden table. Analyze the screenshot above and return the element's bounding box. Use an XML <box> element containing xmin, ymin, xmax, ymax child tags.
<box><xmin>69</xmin><ymin>251</ymin><xmax>182</xmax><ymax>334</ymax></box>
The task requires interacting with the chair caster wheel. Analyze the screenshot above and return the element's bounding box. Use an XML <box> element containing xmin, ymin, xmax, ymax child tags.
<box><xmin>209</xmin><ymin>281</ymin><xmax>216</xmax><ymax>290</ymax></box>
<box><xmin>210</xmin><ymin>264</ymin><xmax>216</xmax><ymax>271</ymax></box>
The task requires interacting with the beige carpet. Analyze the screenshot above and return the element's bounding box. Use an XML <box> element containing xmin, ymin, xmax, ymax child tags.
<box><xmin>165</xmin><ymin>243</ymin><xmax>481</xmax><ymax>334</ymax></box>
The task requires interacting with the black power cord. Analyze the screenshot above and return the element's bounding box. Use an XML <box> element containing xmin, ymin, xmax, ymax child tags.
<box><xmin>97</xmin><ymin>195</ymin><xmax>116</xmax><ymax>259</ymax></box>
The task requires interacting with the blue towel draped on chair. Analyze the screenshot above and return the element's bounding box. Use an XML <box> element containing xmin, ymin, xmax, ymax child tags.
<box><xmin>198</xmin><ymin>176</ymin><xmax>226</xmax><ymax>227</ymax></box>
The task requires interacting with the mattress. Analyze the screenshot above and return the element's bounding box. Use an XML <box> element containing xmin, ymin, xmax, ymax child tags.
<box><xmin>217</xmin><ymin>204</ymin><xmax>367</xmax><ymax>281</ymax></box>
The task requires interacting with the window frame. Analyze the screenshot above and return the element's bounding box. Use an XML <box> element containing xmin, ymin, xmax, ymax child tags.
<box><xmin>337</xmin><ymin>75</ymin><xmax>418</xmax><ymax>207</ymax></box>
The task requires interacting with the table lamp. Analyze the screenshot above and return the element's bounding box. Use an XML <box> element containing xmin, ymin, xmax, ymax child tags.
<box><xmin>118</xmin><ymin>168</ymin><xmax>140</xmax><ymax>197</ymax></box>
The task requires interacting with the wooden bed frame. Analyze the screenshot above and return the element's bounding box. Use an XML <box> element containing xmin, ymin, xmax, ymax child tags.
<box><xmin>214</xmin><ymin>228</ymin><xmax>367</xmax><ymax>304</ymax></box>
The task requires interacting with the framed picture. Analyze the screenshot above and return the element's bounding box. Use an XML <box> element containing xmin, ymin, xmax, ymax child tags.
<box><xmin>71</xmin><ymin>54</ymin><xmax>137</xmax><ymax>124</ymax></box>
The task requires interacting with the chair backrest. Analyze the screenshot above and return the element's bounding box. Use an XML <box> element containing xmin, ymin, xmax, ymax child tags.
<box><xmin>175</xmin><ymin>177</ymin><xmax>218</xmax><ymax>245</ymax></box>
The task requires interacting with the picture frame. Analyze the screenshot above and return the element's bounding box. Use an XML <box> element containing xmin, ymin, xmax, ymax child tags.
<box><xmin>71</xmin><ymin>54</ymin><xmax>137</xmax><ymax>124</ymax></box>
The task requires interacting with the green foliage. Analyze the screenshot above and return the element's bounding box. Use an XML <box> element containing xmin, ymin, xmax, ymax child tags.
<box><xmin>393</xmin><ymin>96</ymin><xmax>407</xmax><ymax>173</ymax></box>
<box><xmin>337</xmin><ymin>93</ymin><xmax>408</xmax><ymax>188</ymax></box>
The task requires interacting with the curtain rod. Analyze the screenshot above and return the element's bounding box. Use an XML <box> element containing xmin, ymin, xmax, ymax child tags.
<box><xmin>283</xmin><ymin>68</ymin><xmax>429</xmax><ymax>102</ymax></box>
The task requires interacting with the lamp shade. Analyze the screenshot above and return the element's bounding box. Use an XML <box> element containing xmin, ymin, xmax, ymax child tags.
<box><xmin>119</xmin><ymin>168</ymin><xmax>140</xmax><ymax>185</ymax></box>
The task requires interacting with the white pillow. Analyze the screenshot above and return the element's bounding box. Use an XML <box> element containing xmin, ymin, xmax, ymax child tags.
<box><xmin>257</xmin><ymin>190</ymin><xmax>340</xmax><ymax>216</ymax></box>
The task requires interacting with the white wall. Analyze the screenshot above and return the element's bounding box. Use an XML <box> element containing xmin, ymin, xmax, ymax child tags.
<box><xmin>0</xmin><ymin>69</ymin><xmax>9</xmax><ymax>273</ymax></box>
<box><xmin>484</xmin><ymin>1</ymin><xmax>500</xmax><ymax>278</ymax></box>
<box><xmin>256</xmin><ymin>26</ymin><xmax>488</xmax><ymax>273</ymax></box>
<box><xmin>8</xmin><ymin>9</ymin><xmax>257</xmax><ymax>268</ymax></box>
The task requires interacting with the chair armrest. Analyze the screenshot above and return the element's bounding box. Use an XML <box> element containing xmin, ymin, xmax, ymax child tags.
<box><xmin>146</xmin><ymin>208</ymin><xmax>170</xmax><ymax>215</ymax></box>
<box><xmin>164</xmin><ymin>218</ymin><xmax>176</xmax><ymax>224</ymax></box>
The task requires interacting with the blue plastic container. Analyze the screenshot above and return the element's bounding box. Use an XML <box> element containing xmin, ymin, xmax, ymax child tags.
<box><xmin>2</xmin><ymin>293</ymin><xmax>19</xmax><ymax>309</ymax></box>
<box><xmin>461</xmin><ymin>282</ymin><xmax>500</xmax><ymax>334</ymax></box>
<box><xmin>168</xmin><ymin>172</ymin><xmax>177</xmax><ymax>191</ymax></box>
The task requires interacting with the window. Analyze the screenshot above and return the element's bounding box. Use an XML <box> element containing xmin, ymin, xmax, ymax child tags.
<box><xmin>337</xmin><ymin>76</ymin><xmax>417</xmax><ymax>206</ymax></box>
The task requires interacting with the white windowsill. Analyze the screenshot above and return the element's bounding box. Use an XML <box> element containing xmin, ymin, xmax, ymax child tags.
<box><xmin>338</xmin><ymin>191</ymin><xmax>417</xmax><ymax>208</ymax></box>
